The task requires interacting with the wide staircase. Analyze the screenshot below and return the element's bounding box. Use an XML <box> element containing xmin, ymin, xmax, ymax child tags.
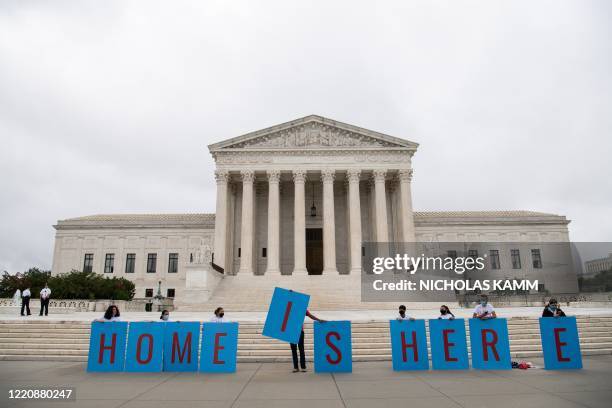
<box><xmin>1</xmin><ymin>316</ymin><xmax>612</xmax><ymax>362</ymax></box>
<box><xmin>177</xmin><ymin>274</ymin><xmax>448</xmax><ymax>312</ymax></box>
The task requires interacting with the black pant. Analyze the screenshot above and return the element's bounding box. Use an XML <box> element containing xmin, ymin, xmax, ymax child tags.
<box><xmin>290</xmin><ymin>330</ymin><xmax>306</xmax><ymax>369</ymax></box>
<box><xmin>39</xmin><ymin>298</ymin><xmax>49</xmax><ymax>316</ymax></box>
<box><xmin>20</xmin><ymin>297</ymin><xmax>31</xmax><ymax>315</ymax></box>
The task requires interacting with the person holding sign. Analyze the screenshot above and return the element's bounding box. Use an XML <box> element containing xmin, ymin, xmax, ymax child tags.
<box><xmin>439</xmin><ymin>305</ymin><xmax>455</xmax><ymax>320</ymax></box>
<box><xmin>159</xmin><ymin>310</ymin><xmax>171</xmax><ymax>322</ymax></box>
<box><xmin>291</xmin><ymin>310</ymin><xmax>325</xmax><ymax>373</ymax></box>
<box><xmin>542</xmin><ymin>299</ymin><xmax>566</xmax><ymax>318</ymax></box>
<box><xmin>95</xmin><ymin>305</ymin><xmax>121</xmax><ymax>322</ymax></box>
<box><xmin>211</xmin><ymin>307</ymin><xmax>226</xmax><ymax>322</ymax></box>
<box><xmin>396</xmin><ymin>305</ymin><xmax>415</xmax><ymax>321</ymax></box>
<box><xmin>473</xmin><ymin>295</ymin><xmax>496</xmax><ymax>320</ymax></box>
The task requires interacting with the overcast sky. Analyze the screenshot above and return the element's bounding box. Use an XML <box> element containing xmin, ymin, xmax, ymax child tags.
<box><xmin>1</xmin><ymin>0</ymin><xmax>610</xmax><ymax>273</ymax></box>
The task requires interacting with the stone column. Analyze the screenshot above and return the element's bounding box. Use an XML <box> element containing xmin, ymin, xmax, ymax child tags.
<box><xmin>398</xmin><ymin>169</ymin><xmax>416</xmax><ymax>242</ymax></box>
<box><xmin>292</xmin><ymin>170</ymin><xmax>307</xmax><ymax>275</ymax></box>
<box><xmin>347</xmin><ymin>169</ymin><xmax>362</xmax><ymax>274</ymax></box>
<box><xmin>373</xmin><ymin>169</ymin><xmax>389</xmax><ymax>242</ymax></box>
<box><xmin>238</xmin><ymin>170</ymin><xmax>255</xmax><ymax>274</ymax></box>
<box><xmin>213</xmin><ymin>170</ymin><xmax>229</xmax><ymax>271</ymax></box>
<box><xmin>266</xmin><ymin>170</ymin><xmax>281</xmax><ymax>274</ymax></box>
<box><xmin>322</xmin><ymin>169</ymin><xmax>338</xmax><ymax>274</ymax></box>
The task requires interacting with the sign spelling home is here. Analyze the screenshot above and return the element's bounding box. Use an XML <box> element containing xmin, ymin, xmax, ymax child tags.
<box><xmin>87</xmin><ymin>289</ymin><xmax>583</xmax><ymax>372</ymax></box>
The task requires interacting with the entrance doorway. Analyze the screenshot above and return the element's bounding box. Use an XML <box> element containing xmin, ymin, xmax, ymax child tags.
<box><xmin>306</xmin><ymin>228</ymin><xmax>323</xmax><ymax>275</ymax></box>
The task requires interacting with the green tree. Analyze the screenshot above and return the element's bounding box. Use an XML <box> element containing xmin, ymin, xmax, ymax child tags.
<box><xmin>0</xmin><ymin>269</ymin><xmax>135</xmax><ymax>300</ymax></box>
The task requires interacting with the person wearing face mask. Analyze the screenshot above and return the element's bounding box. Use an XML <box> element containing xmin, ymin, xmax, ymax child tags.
<box><xmin>211</xmin><ymin>307</ymin><xmax>226</xmax><ymax>322</ymax></box>
<box><xmin>473</xmin><ymin>294</ymin><xmax>497</xmax><ymax>320</ymax></box>
<box><xmin>438</xmin><ymin>305</ymin><xmax>455</xmax><ymax>320</ymax></box>
<box><xmin>396</xmin><ymin>305</ymin><xmax>415</xmax><ymax>321</ymax></box>
<box><xmin>542</xmin><ymin>299</ymin><xmax>566</xmax><ymax>317</ymax></box>
<box><xmin>159</xmin><ymin>309</ymin><xmax>171</xmax><ymax>322</ymax></box>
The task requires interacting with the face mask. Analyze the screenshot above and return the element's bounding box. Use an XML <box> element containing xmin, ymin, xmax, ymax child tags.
<box><xmin>219</xmin><ymin>313</ymin><xmax>224</xmax><ymax>318</ymax></box>
<box><xmin>440</xmin><ymin>309</ymin><xmax>447</xmax><ymax>315</ymax></box>
<box><xmin>480</xmin><ymin>301</ymin><xmax>487</xmax><ymax>306</ymax></box>
<box><xmin>549</xmin><ymin>305</ymin><xmax>557</xmax><ymax>311</ymax></box>
<box><xmin>399</xmin><ymin>310</ymin><xmax>405</xmax><ymax>316</ymax></box>
<box><xmin>162</xmin><ymin>315</ymin><xmax>169</xmax><ymax>321</ymax></box>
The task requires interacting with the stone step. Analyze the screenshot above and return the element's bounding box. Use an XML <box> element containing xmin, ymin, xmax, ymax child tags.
<box><xmin>1</xmin><ymin>317</ymin><xmax>611</xmax><ymax>327</ymax></box>
<box><xmin>0</xmin><ymin>343</ymin><xmax>89</xmax><ymax>350</ymax></box>
<box><xmin>2</xmin><ymin>348</ymin><xmax>612</xmax><ymax>363</ymax></box>
<box><xmin>2</xmin><ymin>339</ymin><xmax>610</xmax><ymax>355</ymax></box>
<box><xmin>0</xmin><ymin>337</ymin><xmax>91</xmax><ymax>344</ymax></box>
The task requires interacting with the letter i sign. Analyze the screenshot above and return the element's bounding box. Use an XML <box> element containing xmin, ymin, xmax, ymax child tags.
<box><xmin>262</xmin><ymin>287</ymin><xmax>310</xmax><ymax>343</ymax></box>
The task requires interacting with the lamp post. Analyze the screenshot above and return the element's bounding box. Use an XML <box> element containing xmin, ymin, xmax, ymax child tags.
<box><xmin>153</xmin><ymin>280</ymin><xmax>164</xmax><ymax>312</ymax></box>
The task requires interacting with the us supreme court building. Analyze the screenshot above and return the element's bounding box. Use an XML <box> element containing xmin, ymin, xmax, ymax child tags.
<box><xmin>51</xmin><ymin>116</ymin><xmax>577</xmax><ymax>308</ymax></box>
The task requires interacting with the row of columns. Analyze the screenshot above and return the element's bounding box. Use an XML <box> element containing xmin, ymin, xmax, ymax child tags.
<box><xmin>213</xmin><ymin>169</ymin><xmax>415</xmax><ymax>275</ymax></box>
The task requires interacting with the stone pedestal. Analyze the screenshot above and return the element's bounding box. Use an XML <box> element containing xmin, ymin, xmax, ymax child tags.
<box><xmin>178</xmin><ymin>263</ymin><xmax>224</xmax><ymax>306</ymax></box>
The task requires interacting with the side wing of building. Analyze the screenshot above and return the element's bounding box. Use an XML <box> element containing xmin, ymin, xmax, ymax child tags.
<box><xmin>51</xmin><ymin>214</ymin><xmax>215</xmax><ymax>299</ymax></box>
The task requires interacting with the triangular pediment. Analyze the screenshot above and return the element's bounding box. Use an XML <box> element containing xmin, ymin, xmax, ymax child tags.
<box><xmin>208</xmin><ymin>115</ymin><xmax>418</xmax><ymax>151</ymax></box>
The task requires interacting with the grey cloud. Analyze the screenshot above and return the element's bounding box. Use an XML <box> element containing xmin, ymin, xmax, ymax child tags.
<box><xmin>1</xmin><ymin>0</ymin><xmax>610</xmax><ymax>272</ymax></box>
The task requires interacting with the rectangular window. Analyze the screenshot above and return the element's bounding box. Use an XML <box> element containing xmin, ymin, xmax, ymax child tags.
<box><xmin>511</xmin><ymin>249</ymin><xmax>522</xmax><ymax>269</ymax></box>
<box><xmin>167</xmin><ymin>288</ymin><xmax>175</xmax><ymax>298</ymax></box>
<box><xmin>104</xmin><ymin>253</ymin><xmax>115</xmax><ymax>273</ymax></box>
<box><xmin>468</xmin><ymin>249</ymin><xmax>478</xmax><ymax>259</ymax></box>
<box><xmin>125</xmin><ymin>253</ymin><xmax>135</xmax><ymax>273</ymax></box>
<box><xmin>262</xmin><ymin>248</ymin><xmax>267</xmax><ymax>258</ymax></box>
<box><xmin>489</xmin><ymin>250</ymin><xmax>500</xmax><ymax>270</ymax></box>
<box><xmin>238</xmin><ymin>248</ymin><xmax>241</xmax><ymax>258</ymax></box>
<box><xmin>168</xmin><ymin>253</ymin><xmax>178</xmax><ymax>273</ymax></box>
<box><xmin>147</xmin><ymin>253</ymin><xmax>157</xmax><ymax>273</ymax></box>
<box><xmin>447</xmin><ymin>250</ymin><xmax>457</xmax><ymax>259</ymax></box>
<box><xmin>145</xmin><ymin>288</ymin><xmax>153</xmax><ymax>297</ymax></box>
<box><xmin>83</xmin><ymin>253</ymin><xmax>94</xmax><ymax>273</ymax></box>
<box><xmin>531</xmin><ymin>249</ymin><xmax>542</xmax><ymax>269</ymax></box>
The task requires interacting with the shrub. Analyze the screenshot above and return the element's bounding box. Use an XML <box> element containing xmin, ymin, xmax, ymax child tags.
<box><xmin>0</xmin><ymin>268</ymin><xmax>135</xmax><ymax>300</ymax></box>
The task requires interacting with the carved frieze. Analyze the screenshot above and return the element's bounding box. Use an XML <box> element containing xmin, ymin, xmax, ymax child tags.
<box><xmin>227</xmin><ymin>122</ymin><xmax>399</xmax><ymax>149</ymax></box>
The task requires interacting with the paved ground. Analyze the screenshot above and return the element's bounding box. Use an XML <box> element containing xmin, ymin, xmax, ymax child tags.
<box><xmin>0</xmin><ymin>357</ymin><xmax>611</xmax><ymax>408</ymax></box>
<box><xmin>2</xmin><ymin>307</ymin><xmax>612</xmax><ymax>322</ymax></box>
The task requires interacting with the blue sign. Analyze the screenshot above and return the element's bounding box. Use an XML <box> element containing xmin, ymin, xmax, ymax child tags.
<box><xmin>469</xmin><ymin>318</ymin><xmax>511</xmax><ymax>369</ymax></box>
<box><xmin>163</xmin><ymin>322</ymin><xmax>201</xmax><ymax>372</ymax></box>
<box><xmin>429</xmin><ymin>319</ymin><xmax>469</xmax><ymax>370</ymax></box>
<box><xmin>200</xmin><ymin>322</ymin><xmax>239</xmax><ymax>373</ymax></box>
<box><xmin>539</xmin><ymin>317</ymin><xmax>582</xmax><ymax>370</ymax></box>
<box><xmin>314</xmin><ymin>321</ymin><xmax>352</xmax><ymax>373</ymax></box>
<box><xmin>87</xmin><ymin>321</ymin><xmax>128</xmax><ymax>372</ymax></box>
<box><xmin>262</xmin><ymin>287</ymin><xmax>310</xmax><ymax>343</ymax></box>
<box><xmin>125</xmin><ymin>322</ymin><xmax>164</xmax><ymax>372</ymax></box>
<box><xmin>389</xmin><ymin>320</ymin><xmax>429</xmax><ymax>371</ymax></box>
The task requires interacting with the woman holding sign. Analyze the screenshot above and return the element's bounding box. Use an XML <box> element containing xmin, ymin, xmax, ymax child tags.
<box><xmin>95</xmin><ymin>305</ymin><xmax>121</xmax><ymax>322</ymax></box>
<box><xmin>211</xmin><ymin>307</ymin><xmax>226</xmax><ymax>322</ymax></box>
<box><xmin>291</xmin><ymin>310</ymin><xmax>325</xmax><ymax>373</ymax></box>
<box><xmin>438</xmin><ymin>305</ymin><xmax>455</xmax><ymax>320</ymax></box>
